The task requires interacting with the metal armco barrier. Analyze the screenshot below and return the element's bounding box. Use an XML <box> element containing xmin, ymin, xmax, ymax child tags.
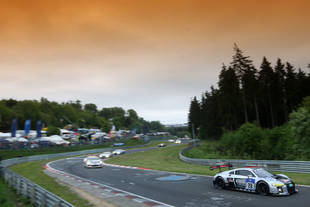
<box><xmin>180</xmin><ymin>141</ymin><xmax>310</xmax><ymax>174</ymax></box>
<box><xmin>3</xmin><ymin>168</ymin><xmax>72</xmax><ymax>207</ymax></box>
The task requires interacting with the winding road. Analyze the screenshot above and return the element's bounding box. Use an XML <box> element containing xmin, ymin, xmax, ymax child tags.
<box><xmin>49</xmin><ymin>147</ymin><xmax>310</xmax><ymax>207</ymax></box>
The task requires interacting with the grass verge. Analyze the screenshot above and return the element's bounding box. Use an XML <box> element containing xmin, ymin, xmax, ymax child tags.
<box><xmin>9</xmin><ymin>158</ymin><xmax>93</xmax><ymax>207</ymax></box>
<box><xmin>106</xmin><ymin>145</ymin><xmax>310</xmax><ymax>185</ymax></box>
<box><xmin>0</xmin><ymin>177</ymin><xmax>33</xmax><ymax>207</ymax></box>
<box><xmin>106</xmin><ymin>145</ymin><xmax>218</xmax><ymax>176</ymax></box>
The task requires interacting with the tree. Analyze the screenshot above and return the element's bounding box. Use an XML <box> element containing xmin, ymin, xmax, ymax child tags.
<box><xmin>188</xmin><ymin>96</ymin><xmax>201</xmax><ymax>138</ymax></box>
<box><xmin>84</xmin><ymin>103</ymin><xmax>97</xmax><ymax>113</ymax></box>
<box><xmin>47</xmin><ymin>126</ymin><xmax>60</xmax><ymax>136</ymax></box>
<box><xmin>230</xmin><ymin>44</ymin><xmax>257</xmax><ymax>123</ymax></box>
<box><xmin>273</xmin><ymin>58</ymin><xmax>288</xmax><ymax>123</ymax></box>
<box><xmin>218</xmin><ymin>65</ymin><xmax>242</xmax><ymax>130</ymax></box>
<box><xmin>288</xmin><ymin>107</ymin><xmax>310</xmax><ymax>159</ymax></box>
<box><xmin>101</xmin><ymin>119</ymin><xmax>112</xmax><ymax>133</ymax></box>
<box><xmin>258</xmin><ymin>57</ymin><xmax>276</xmax><ymax>127</ymax></box>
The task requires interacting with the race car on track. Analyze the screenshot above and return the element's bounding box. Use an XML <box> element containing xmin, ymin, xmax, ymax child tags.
<box><xmin>83</xmin><ymin>155</ymin><xmax>98</xmax><ymax>163</ymax></box>
<box><xmin>213</xmin><ymin>167</ymin><xmax>298</xmax><ymax>196</ymax></box>
<box><xmin>99</xmin><ymin>151</ymin><xmax>113</xmax><ymax>159</ymax></box>
<box><xmin>84</xmin><ymin>157</ymin><xmax>103</xmax><ymax>168</ymax></box>
<box><xmin>158</xmin><ymin>143</ymin><xmax>167</xmax><ymax>147</ymax></box>
<box><xmin>112</xmin><ymin>149</ymin><xmax>126</xmax><ymax>155</ymax></box>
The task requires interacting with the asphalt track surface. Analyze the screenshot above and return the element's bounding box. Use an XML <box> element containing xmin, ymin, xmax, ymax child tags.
<box><xmin>50</xmin><ymin>147</ymin><xmax>310</xmax><ymax>207</ymax></box>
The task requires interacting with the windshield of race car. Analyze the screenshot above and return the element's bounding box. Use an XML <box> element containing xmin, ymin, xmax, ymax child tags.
<box><xmin>253</xmin><ymin>168</ymin><xmax>274</xmax><ymax>178</ymax></box>
<box><xmin>88</xmin><ymin>158</ymin><xmax>100</xmax><ymax>161</ymax></box>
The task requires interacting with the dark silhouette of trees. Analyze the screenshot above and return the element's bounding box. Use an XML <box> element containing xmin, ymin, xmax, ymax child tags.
<box><xmin>188</xmin><ymin>45</ymin><xmax>310</xmax><ymax>139</ymax></box>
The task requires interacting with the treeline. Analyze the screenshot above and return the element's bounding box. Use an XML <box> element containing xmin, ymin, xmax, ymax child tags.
<box><xmin>189</xmin><ymin>44</ymin><xmax>310</xmax><ymax>139</ymax></box>
<box><xmin>220</xmin><ymin>97</ymin><xmax>310</xmax><ymax>160</ymax></box>
<box><xmin>0</xmin><ymin>98</ymin><xmax>165</xmax><ymax>133</ymax></box>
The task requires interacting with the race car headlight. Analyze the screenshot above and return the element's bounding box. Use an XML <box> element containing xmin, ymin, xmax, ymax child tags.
<box><xmin>277</xmin><ymin>187</ymin><xmax>283</xmax><ymax>193</ymax></box>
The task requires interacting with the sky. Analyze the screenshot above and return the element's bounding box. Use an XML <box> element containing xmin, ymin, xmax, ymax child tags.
<box><xmin>0</xmin><ymin>0</ymin><xmax>310</xmax><ymax>124</ymax></box>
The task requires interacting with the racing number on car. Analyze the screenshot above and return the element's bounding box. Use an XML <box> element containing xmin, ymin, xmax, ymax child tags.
<box><xmin>245</xmin><ymin>178</ymin><xmax>255</xmax><ymax>190</ymax></box>
<box><xmin>247</xmin><ymin>182</ymin><xmax>254</xmax><ymax>189</ymax></box>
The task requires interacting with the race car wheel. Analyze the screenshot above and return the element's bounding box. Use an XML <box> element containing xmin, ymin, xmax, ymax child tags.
<box><xmin>215</xmin><ymin>177</ymin><xmax>225</xmax><ymax>189</ymax></box>
<box><xmin>257</xmin><ymin>182</ymin><xmax>269</xmax><ymax>196</ymax></box>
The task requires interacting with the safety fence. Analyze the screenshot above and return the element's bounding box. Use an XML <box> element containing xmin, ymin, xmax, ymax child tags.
<box><xmin>3</xmin><ymin>168</ymin><xmax>73</xmax><ymax>207</ymax></box>
<box><xmin>180</xmin><ymin>140</ymin><xmax>310</xmax><ymax>174</ymax></box>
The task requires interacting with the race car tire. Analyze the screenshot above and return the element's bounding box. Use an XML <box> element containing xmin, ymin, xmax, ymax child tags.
<box><xmin>214</xmin><ymin>177</ymin><xmax>225</xmax><ymax>189</ymax></box>
<box><xmin>257</xmin><ymin>182</ymin><xmax>269</xmax><ymax>196</ymax></box>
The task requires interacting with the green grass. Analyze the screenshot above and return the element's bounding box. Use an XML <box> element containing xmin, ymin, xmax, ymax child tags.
<box><xmin>106</xmin><ymin>145</ymin><xmax>310</xmax><ymax>185</ymax></box>
<box><xmin>9</xmin><ymin>158</ymin><xmax>93</xmax><ymax>207</ymax></box>
<box><xmin>106</xmin><ymin>145</ymin><xmax>218</xmax><ymax>175</ymax></box>
<box><xmin>0</xmin><ymin>177</ymin><xmax>33</xmax><ymax>207</ymax></box>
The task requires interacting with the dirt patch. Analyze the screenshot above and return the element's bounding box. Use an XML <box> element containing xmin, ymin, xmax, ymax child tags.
<box><xmin>54</xmin><ymin>178</ymin><xmax>118</xmax><ymax>207</ymax></box>
<box><xmin>69</xmin><ymin>185</ymin><xmax>118</xmax><ymax>207</ymax></box>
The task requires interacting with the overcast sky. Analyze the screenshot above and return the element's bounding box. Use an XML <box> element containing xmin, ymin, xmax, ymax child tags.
<box><xmin>1</xmin><ymin>0</ymin><xmax>310</xmax><ymax>124</ymax></box>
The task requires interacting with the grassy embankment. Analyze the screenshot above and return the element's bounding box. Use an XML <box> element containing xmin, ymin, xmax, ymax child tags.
<box><xmin>106</xmin><ymin>144</ymin><xmax>310</xmax><ymax>185</ymax></box>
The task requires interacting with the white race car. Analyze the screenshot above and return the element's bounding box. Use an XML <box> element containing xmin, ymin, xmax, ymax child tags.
<box><xmin>175</xmin><ymin>139</ymin><xmax>182</xmax><ymax>144</ymax></box>
<box><xmin>99</xmin><ymin>151</ymin><xmax>113</xmax><ymax>159</ymax></box>
<box><xmin>112</xmin><ymin>149</ymin><xmax>126</xmax><ymax>155</ymax></box>
<box><xmin>213</xmin><ymin>167</ymin><xmax>297</xmax><ymax>196</ymax></box>
<box><xmin>84</xmin><ymin>157</ymin><xmax>103</xmax><ymax>168</ymax></box>
<box><xmin>83</xmin><ymin>155</ymin><xmax>98</xmax><ymax>163</ymax></box>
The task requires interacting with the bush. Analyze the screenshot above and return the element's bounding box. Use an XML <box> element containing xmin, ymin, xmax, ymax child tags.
<box><xmin>46</xmin><ymin>126</ymin><xmax>60</xmax><ymax>136</ymax></box>
<box><xmin>287</xmin><ymin>107</ymin><xmax>310</xmax><ymax>159</ymax></box>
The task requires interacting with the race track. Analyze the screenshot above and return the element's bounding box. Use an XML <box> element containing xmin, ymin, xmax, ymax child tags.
<box><xmin>49</xmin><ymin>148</ymin><xmax>310</xmax><ymax>207</ymax></box>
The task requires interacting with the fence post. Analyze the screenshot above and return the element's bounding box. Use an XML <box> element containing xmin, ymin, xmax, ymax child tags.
<box><xmin>30</xmin><ymin>184</ymin><xmax>36</xmax><ymax>205</ymax></box>
<box><xmin>23</xmin><ymin>179</ymin><xmax>28</xmax><ymax>197</ymax></box>
<box><xmin>16</xmin><ymin>175</ymin><xmax>21</xmax><ymax>194</ymax></box>
<box><xmin>41</xmin><ymin>191</ymin><xmax>47</xmax><ymax>207</ymax></box>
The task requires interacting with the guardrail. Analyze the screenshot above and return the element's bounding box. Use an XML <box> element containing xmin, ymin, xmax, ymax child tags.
<box><xmin>180</xmin><ymin>140</ymin><xmax>310</xmax><ymax>174</ymax></box>
<box><xmin>3</xmin><ymin>168</ymin><xmax>73</xmax><ymax>207</ymax></box>
<box><xmin>0</xmin><ymin>141</ymin><xmax>153</xmax><ymax>207</ymax></box>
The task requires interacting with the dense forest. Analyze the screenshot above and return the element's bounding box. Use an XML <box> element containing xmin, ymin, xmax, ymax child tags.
<box><xmin>189</xmin><ymin>44</ymin><xmax>310</xmax><ymax>139</ymax></box>
<box><xmin>0</xmin><ymin>98</ymin><xmax>165</xmax><ymax>133</ymax></box>
<box><xmin>188</xmin><ymin>45</ymin><xmax>310</xmax><ymax>160</ymax></box>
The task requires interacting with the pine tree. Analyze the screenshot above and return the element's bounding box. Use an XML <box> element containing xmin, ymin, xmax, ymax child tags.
<box><xmin>274</xmin><ymin>58</ymin><xmax>288</xmax><ymax>123</ymax></box>
<box><xmin>258</xmin><ymin>57</ymin><xmax>276</xmax><ymax>127</ymax></box>
<box><xmin>230</xmin><ymin>44</ymin><xmax>258</xmax><ymax>123</ymax></box>
<box><xmin>188</xmin><ymin>96</ymin><xmax>201</xmax><ymax>138</ymax></box>
<box><xmin>218</xmin><ymin>65</ymin><xmax>241</xmax><ymax>129</ymax></box>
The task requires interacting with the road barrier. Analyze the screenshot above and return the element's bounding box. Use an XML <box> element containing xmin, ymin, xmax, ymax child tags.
<box><xmin>180</xmin><ymin>140</ymin><xmax>310</xmax><ymax>174</ymax></box>
<box><xmin>3</xmin><ymin>168</ymin><xmax>73</xmax><ymax>207</ymax></box>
